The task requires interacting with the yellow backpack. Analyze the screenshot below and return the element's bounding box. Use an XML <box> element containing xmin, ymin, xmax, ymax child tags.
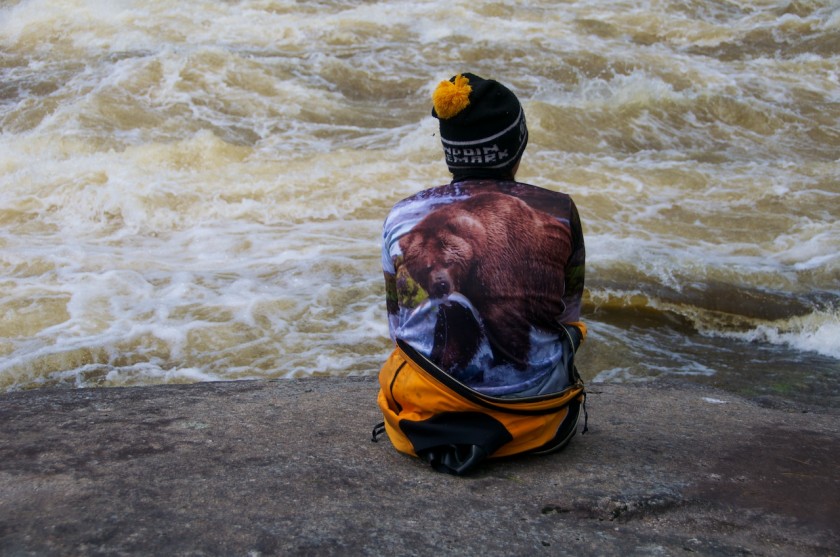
<box><xmin>373</xmin><ymin>325</ymin><xmax>586</xmax><ymax>475</ymax></box>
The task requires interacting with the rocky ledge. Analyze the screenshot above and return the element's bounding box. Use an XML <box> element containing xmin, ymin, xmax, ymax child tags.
<box><xmin>1</xmin><ymin>377</ymin><xmax>838</xmax><ymax>556</ymax></box>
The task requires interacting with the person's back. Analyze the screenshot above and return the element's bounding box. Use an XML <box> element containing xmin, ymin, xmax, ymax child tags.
<box><xmin>383</xmin><ymin>179</ymin><xmax>585</xmax><ymax>396</ymax></box>
<box><xmin>375</xmin><ymin>73</ymin><xmax>587</xmax><ymax>474</ymax></box>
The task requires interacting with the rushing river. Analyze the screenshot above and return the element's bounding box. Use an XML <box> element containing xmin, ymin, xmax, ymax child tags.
<box><xmin>1</xmin><ymin>0</ymin><xmax>838</xmax><ymax>407</ymax></box>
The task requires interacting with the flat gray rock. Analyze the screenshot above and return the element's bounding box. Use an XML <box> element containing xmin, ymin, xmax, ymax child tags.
<box><xmin>1</xmin><ymin>377</ymin><xmax>838</xmax><ymax>556</ymax></box>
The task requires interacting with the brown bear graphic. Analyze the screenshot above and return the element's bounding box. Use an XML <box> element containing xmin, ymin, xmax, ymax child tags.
<box><xmin>399</xmin><ymin>192</ymin><xmax>572</xmax><ymax>370</ymax></box>
<box><xmin>429</xmin><ymin>300</ymin><xmax>483</xmax><ymax>372</ymax></box>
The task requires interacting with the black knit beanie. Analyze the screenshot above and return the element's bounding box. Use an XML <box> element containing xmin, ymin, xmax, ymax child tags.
<box><xmin>431</xmin><ymin>73</ymin><xmax>528</xmax><ymax>178</ymax></box>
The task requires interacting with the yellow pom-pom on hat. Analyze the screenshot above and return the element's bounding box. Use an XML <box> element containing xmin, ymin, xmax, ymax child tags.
<box><xmin>432</xmin><ymin>74</ymin><xmax>472</xmax><ymax>119</ymax></box>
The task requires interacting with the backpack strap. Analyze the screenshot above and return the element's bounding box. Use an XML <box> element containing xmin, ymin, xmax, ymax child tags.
<box><xmin>371</xmin><ymin>422</ymin><xmax>386</xmax><ymax>442</ymax></box>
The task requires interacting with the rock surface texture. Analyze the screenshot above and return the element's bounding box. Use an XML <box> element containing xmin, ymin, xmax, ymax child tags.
<box><xmin>1</xmin><ymin>377</ymin><xmax>838</xmax><ymax>556</ymax></box>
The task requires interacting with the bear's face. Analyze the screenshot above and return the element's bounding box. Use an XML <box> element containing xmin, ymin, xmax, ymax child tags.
<box><xmin>399</xmin><ymin>210</ymin><xmax>487</xmax><ymax>299</ymax></box>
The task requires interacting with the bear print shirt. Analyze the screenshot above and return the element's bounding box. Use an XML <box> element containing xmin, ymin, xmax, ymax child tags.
<box><xmin>382</xmin><ymin>179</ymin><xmax>585</xmax><ymax>397</ymax></box>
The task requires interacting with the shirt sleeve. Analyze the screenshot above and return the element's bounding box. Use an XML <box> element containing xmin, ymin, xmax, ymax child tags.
<box><xmin>561</xmin><ymin>198</ymin><xmax>586</xmax><ymax>323</ymax></box>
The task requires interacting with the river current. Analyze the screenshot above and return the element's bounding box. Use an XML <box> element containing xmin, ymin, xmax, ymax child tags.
<box><xmin>1</xmin><ymin>0</ymin><xmax>838</xmax><ymax>406</ymax></box>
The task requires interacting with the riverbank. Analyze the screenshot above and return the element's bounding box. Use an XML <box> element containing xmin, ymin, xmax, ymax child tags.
<box><xmin>1</xmin><ymin>377</ymin><xmax>838</xmax><ymax>556</ymax></box>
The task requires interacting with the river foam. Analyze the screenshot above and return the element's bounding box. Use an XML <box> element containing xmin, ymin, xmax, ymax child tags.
<box><xmin>1</xmin><ymin>0</ymin><xmax>837</xmax><ymax>401</ymax></box>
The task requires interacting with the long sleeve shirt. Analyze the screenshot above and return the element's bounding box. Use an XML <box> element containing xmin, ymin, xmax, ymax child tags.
<box><xmin>382</xmin><ymin>179</ymin><xmax>585</xmax><ymax>396</ymax></box>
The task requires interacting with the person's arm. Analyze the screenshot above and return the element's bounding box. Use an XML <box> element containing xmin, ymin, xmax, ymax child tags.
<box><xmin>382</xmin><ymin>219</ymin><xmax>400</xmax><ymax>342</ymax></box>
<box><xmin>561</xmin><ymin>199</ymin><xmax>586</xmax><ymax>334</ymax></box>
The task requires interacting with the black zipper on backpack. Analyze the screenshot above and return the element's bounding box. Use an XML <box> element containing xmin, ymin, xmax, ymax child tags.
<box><xmin>389</xmin><ymin>360</ymin><xmax>406</xmax><ymax>414</ymax></box>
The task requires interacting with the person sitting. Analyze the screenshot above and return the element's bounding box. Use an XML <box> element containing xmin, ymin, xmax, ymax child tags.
<box><xmin>375</xmin><ymin>73</ymin><xmax>587</xmax><ymax>475</ymax></box>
